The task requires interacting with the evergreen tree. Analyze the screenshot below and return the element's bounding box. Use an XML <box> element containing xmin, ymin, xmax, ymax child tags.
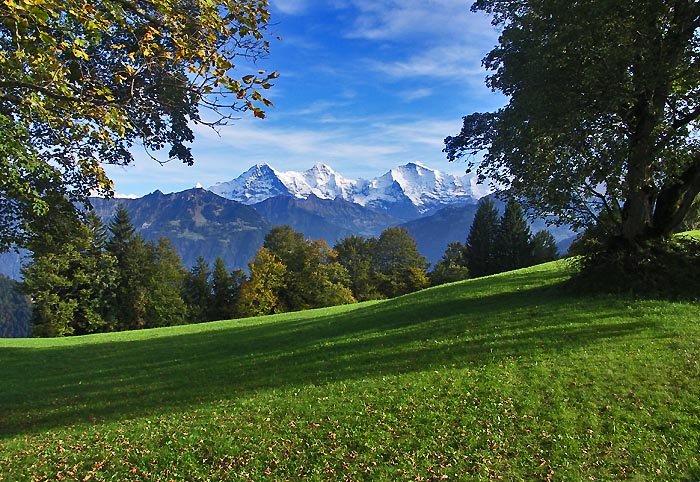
<box><xmin>465</xmin><ymin>198</ymin><xmax>500</xmax><ymax>278</ymax></box>
<box><xmin>116</xmin><ymin>234</ymin><xmax>155</xmax><ymax>330</ymax></box>
<box><xmin>373</xmin><ymin>227</ymin><xmax>429</xmax><ymax>298</ymax></box>
<box><xmin>183</xmin><ymin>256</ymin><xmax>212</xmax><ymax>322</ymax></box>
<box><xmin>530</xmin><ymin>230</ymin><xmax>559</xmax><ymax>265</ymax></box>
<box><xmin>494</xmin><ymin>200</ymin><xmax>532</xmax><ymax>272</ymax></box>
<box><xmin>430</xmin><ymin>241</ymin><xmax>470</xmax><ymax>286</ymax></box>
<box><xmin>105</xmin><ymin>207</ymin><xmax>159</xmax><ymax>331</ymax></box>
<box><xmin>144</xmin><ymin>238</ymin><xmax>189</xmax><ymax>328</ymax></box>
<box><xmin>22</xmin><ymin>209</ymin><xmax>118</xmax><ymax>336</ymax></box>
<box><xmin>106</xmin><ymin>204</ymin><xmax>136</xmax><ymax>262</ymax></box>
<box><xmin>210</xmin><ymin>257</ymin><xmax>242</xmax><ymax>321</ymax></box>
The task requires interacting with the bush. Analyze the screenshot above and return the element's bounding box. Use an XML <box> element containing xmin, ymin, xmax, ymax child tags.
<box><xmin>570</xmin><ymin>236</ymin><xmax>700</xmax><ymax>299</ymax></box>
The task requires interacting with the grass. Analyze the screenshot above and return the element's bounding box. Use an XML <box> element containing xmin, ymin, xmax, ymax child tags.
<box><xmin>1</xmin><ymin>260</ymin><xmax>699</xmax><ymax>480</ymax></box>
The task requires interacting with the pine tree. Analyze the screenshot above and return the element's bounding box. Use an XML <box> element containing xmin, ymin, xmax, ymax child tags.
<box><xmin>430</xmin><ymin>241</ymin><xmax>470</xmax><ymax>286</ymax></box>
<box><xmin>106</xmin><ymin>204</ymin><xmax>136</xmax><ymax>262</ymax></box>
<box><xmin>145</xmin><ymin>238</ymin><xmax>189</xmax><ymax>328</ymax></box>
<box><xmin>211</xmin><ymin>257</ymin><xmax>240</xmax><ymax>321</ymax></box>
<box><xmin>105</xmin><ymin>206</ymin><xmax>160</xmax><ymax>331</ymax></box>
<box><xmin>465</xmin><ymin>198</ymin><xmax>500</xmax><ymax>277</ymax></box>
<box><xmin>183</xmin><ymin>256</ymin><xmax>212</xmax><ymax>322</ymax></box>
<box><xmin>531</xmin><ymin>230</ymin><xmax>559</xmax><ymax>265</ymax></box>
<box><xmin>494</xmin><ymin>201</ymin><xmax>532</xmax><ymax>272</ymax></box>
<box><xmin>22</xmin><ymin>209</ymin><xmax>118</xmax><ymax>336</ymax></box>
<box><xmin>0</xmin><ymin>275</ymin><xmax>32</xmax><ymax>337</ymax></box>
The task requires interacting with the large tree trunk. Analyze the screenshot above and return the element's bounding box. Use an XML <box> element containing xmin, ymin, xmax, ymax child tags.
<box><xmin>653</xmin><ymin>158</ymin><xmax>700</xmax><ymax>236</ymax></box>
<box><xmin>620</xmin><ymin>99</ymin><xmax>658</xmax><ymax>245</ymax></box>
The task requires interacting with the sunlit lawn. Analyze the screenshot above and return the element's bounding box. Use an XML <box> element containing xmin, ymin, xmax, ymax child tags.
<box><xmin>1</xmin><ymin>260</ymin><xmax>699</xmax><ymax>480</ymax></box>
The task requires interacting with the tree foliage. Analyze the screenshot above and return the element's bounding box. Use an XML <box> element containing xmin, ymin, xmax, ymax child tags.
<box><xmin>334</xmin><ymin>235</ymin><xmax>382</xmax><ymax>301</ymax></box>
<box><xmin>237</xmin><ymin>247</ymin><xmax>286</xmax><ymax>317</ymax></box>
<box><xmin>531</xmin><ymin>230</ymin><xmax>559</xmax><ymax>266</ymax></box>
<box><xmin>262</xmin><ymin>226</ymin><xmax>355</xmax><ymax>312</ymax></box>
<box><xmin>22</xmin><ymin>211</ymin><xmax>118</xmax><ymax>336</ymax></box>
<box><xmin>445</xmin><ymin>0</ymin><xmax>700</xmax><ymax>248</ymax></box>
<box><xmin>0</xmin><ymin>0</ymin><xmax>277</xmax><ymax>250</ymax></box>
<box><xmin>494</xmin><ymin>201</ymin><xmax>532</xmax><ymax>272</ymax></box>
<box><xmin>464</xmin><ymin>198</ymin><xmax>500</xmax><ymax>277</ymax></box>
<box><xmin>373</xmin><ymin>227</ymin><xmax>430</xmax><ymax>298</ymax></box>
<box><xmin>430</xmin><ymin>241</ymin><xmax>470</xmax><ymax>286</ymax></box>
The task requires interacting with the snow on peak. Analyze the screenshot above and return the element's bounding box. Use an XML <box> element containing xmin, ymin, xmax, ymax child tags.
<box><xmin>208</xmin><ymin>162</ymin><xmax>478</xmax><ymax>209</ymax></box>
<box><xmin>209</xmin><ymin>163</ymin><xmax>291</xmax><ymax>204</ymax></box>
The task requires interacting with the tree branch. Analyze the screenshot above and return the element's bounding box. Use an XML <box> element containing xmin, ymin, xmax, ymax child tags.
<box><xmin>0</xmin><ymin>80</ymin><xmax>79</xmax><ymax>103</ymax></box>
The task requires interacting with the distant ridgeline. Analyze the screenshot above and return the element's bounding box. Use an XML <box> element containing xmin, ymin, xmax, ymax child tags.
<box><xmin>0</xmin><ymin>163</ymin><xmax>577</xmax><ymax>281</ymax></box>
<box><xmin>0</xmin><ymin>275</ymin><xmax>31</xmax><ymax>337</ymax></box>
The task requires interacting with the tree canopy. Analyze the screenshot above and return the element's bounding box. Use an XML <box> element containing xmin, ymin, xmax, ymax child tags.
<box><xmin>445</xmin><ymin>0</ymin><xmax>700</xmax><ymax>247</ymax></box>
<box><xmin>0</xmin><ymin>0</ymin><xmax>276</xmax><ymax>250</ymax></box>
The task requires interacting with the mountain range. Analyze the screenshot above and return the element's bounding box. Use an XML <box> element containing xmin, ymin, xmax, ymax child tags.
<box><xmin>0</xmin><ymin>162</ymin><xmax>575</xmax><ymax>278</ymax></box>
<box><xmin>209</xmin><ymin>162</ymin><xmax>478</xmax><ymax>220</ymax></box>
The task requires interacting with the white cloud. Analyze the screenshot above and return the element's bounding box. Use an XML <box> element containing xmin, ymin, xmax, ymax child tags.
<box><xmin>343</xmin><ymin>0</ymin><xmax>495</xmax><ymax>42</ymax></box>
<box><xmin>398</xmin><ymin>87</ymin><xmax>433</xmax><ymax>101</ymax></box>
<box><xmin>270</xmin><ymin>0</ymin><xmax>310</xmax><ymax>15</ymax></box>
<box><xmin>369</xmin><ymin>44</ymin><xmax>486</xmax><ymax>80</ymax></box>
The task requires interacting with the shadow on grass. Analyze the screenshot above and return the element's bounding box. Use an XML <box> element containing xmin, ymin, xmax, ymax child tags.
<box><xmin>0</xmin><ymin>268</ymin><xmax>658</xmax><ymax>438</ymax></box>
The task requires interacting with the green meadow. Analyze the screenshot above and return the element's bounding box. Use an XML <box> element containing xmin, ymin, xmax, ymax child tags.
<box><xmin>1</xmin><ymin>260</ymin><xmax>699</xmax><ymax>480</ymax></box>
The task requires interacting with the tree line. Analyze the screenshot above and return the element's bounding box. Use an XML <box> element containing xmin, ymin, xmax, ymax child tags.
<box><xmin>430</xmin><ymin>198</ymin><xmax>559</xmax><ymax>285</ymax></box>
<box><xmin>20</xmin><ymin>205</ymin><xmax>432</xmax><ymax>336</ymax></box>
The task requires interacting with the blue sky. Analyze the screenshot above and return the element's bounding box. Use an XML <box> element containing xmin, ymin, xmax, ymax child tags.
<box><xmin>104</xmin><ymin>0</ymin><xmax>505</xmax><ymax>197</ymax></box>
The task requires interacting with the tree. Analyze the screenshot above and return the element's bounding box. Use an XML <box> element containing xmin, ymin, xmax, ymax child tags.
<box><xmin>0</xmin><ymin>0</ymin><xmax>277</xmax><ymax>250</ymax></box>
<box><xmin>300</xmin><ymin>240</ymin><xmax>355</xmax><ymax>309</ymax></box>
<box><xmin>445</xmin><ymin>0</ymin><xmax>700</xmax><ymax>248</ymax></box>
<box><xmin>22</xmin><ymin>210</ymin><xmax>118</xmax><ymax>336</ymax></box>
<box><xmin>334</xmin><ymin>235</ymin><xmax>382</xmax><ymax>301</ymax></box>
<box><xmin>105</xmin><ymin>204</ymin><xmax>136</xmax><ymax>262</ymax></box>
<box><xmin>183</xmin><ymin>256</ymin><xmax>212</xmax><ymax>322</ymax></box>
<box><xmin>373</xmin><ymin>227</ymin><xmax>429</xmax><ymax>298</ymax></box>
<box><xmin>145</xmin><ymin>237</ymin><xmax>189</xmax><ymax>328</ymax></box>
<box><xmin>263</xmin><ymin>226</ymin><xmax>355</xmax><ymax>311</ymax></box>
<box><xmin>430</xmin><ymin>241</ymin><xmax>470</xmax><ymax>286</ymax></box>
<box><xmin>464</xmin><ymin>198</ymin><xmax>500</xmax><ymax>277</ymax></box>
<box><xmin>494</xmin><ymin>201</ymin><xmax>532</xmax><ymax>272</ymax></box>
<box><xmin>210</xmin><ymin>257</ymin><xmax>245</xmax><ymax>321</ymax></box>
<box><xmin>106</xmin><ymin>208</ymin><xmax>153</xmax><ymax>330</ymax></box>
<box><xmin>531</xmin><ymin>230</ymin><xmax>559</xmax><ymax>265</ymax></box>
<box><xmin>237</xmin><ymin>247</ymin><xmax>286</xmax><ymax>317</ymax></box>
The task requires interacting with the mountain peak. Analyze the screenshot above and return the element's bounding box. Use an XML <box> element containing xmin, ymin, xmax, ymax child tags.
<box><xmin>208</xmin><ymin>162</ymin><xmax>479</xmax><ymax>214</ymax></box>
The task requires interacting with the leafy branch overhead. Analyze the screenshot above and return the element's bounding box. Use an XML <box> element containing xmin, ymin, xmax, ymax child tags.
<box><xmin>446</xmin><ymin>0</ymin><xmax>700</xmax><ymax>246</ymax></box>
<box><xmin>0</xmin><ymin>0</ymin><xmax>277</xmax><ymax>250</ymax></box>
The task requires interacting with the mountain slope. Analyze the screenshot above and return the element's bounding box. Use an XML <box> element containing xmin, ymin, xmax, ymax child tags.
<box><xmin>401</xmin><ymin>203</ymin><xmax>481</xmax><ymax>265</ymax></box>
<box><xmin>91</xmin><ymin>188</ymin><xmax>270</xmax><ymax>270</ymax></box>
<box><xmin>2</xmin><ymin>261</ymin><xmax>699</xmax><ymax>479</ymax></box>
<box><xmin>253</xmin><ymin>194</ymin><xmax>400</xmax><ymax>242</ymax></box>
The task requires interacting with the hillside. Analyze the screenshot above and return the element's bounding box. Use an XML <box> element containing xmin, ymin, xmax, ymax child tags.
<box><xmin>1</xmin><ymin>261</ymin><xmax>699</xmax><ymax>480</ymax></box>
<box><xmin>90</xmin><ymin>189</ymin><xmax>270</xmax><ymax>271</ymax></box>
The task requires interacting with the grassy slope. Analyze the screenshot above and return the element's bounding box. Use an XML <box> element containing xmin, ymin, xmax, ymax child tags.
<box><xmin>1</xmin><ymin>260</ymin><xmax>699</xmax><ymax>481</ymax></box>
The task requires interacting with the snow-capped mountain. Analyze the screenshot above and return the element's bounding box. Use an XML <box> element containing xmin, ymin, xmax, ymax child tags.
<box><xmin>208</xmin><ymin>163</ymin><xmax>293</xmax><ymax>204</ymax></box>
<box><xmin>208</xmin><ymin>162</ymin><xmax>478</xmax><ymax>217</ymax></box>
